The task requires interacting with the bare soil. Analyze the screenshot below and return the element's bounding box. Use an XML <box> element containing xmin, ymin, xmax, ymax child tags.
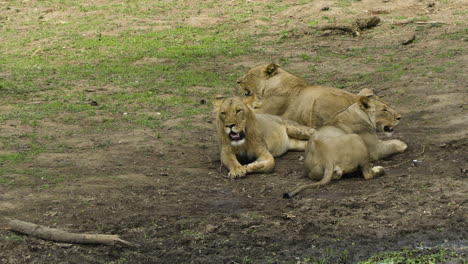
<box><xmin>1</xmin><ymin>0</ymin><xmax>467</xmax><ymax>263</ymax></box>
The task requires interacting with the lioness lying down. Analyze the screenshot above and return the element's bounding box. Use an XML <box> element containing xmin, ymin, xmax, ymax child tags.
<box><xmin>237</xmin><ymin>63</ymin><xmax>377</xmax><ymax>127</ymax></box>
<box><xmin>214</xmin><ymin>94</ymin><xmax>315</xmax><ymax>178</ymax></box>
<box><xmin>284</xmin><ymin>96</ymin><xmax>407</xmax><ymax>198</ymax></box>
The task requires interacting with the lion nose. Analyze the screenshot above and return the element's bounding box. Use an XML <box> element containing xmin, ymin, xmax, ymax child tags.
<box><xmin>226</xmin><ymin>124</ymin><xmax>235</xmax><ymax>128</ymax></box>
<box><xmin>236</xmin><ymin>80</ymin><xmax>241</xmax><ymax>84</ymax></box>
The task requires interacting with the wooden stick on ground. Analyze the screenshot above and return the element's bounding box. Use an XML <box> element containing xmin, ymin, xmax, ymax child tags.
<box><xmin>393</xmin><ymin>21</ymin><xmax>446</xmax><ymax>25</ymax></box>
<box><xmin>5</xmin><ymin>218</ymin><xmax>138</xmax><ymax>247</ymax></box>
<box><xmin>316</xmin><ymin>16</ymin><xmax>381</xmax><ymax>36</ymax></box>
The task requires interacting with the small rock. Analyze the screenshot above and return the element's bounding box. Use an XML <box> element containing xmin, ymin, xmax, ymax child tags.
<box><xmin>89</xmin><ymin>100</ymin><xmax>99</xmax><ymax>106</ymax></box>
<box><xmin>402</xmin><ymin>34</ymin><xmax>416</xmax><ymax>45</ymax></box>
<box><xmin>55</xmin><ymin>243</ymin><xmax>73</xmax><ymax>248</ymax></box>
<box><xmin>321</xmin><ymin>6</ymin><xmax>330</xmax><ymax>11</ymax></box>
<box><xmin>206</xmin><ymin>224</ymin><xmax>218</xmax><ymax>233</ymax></box>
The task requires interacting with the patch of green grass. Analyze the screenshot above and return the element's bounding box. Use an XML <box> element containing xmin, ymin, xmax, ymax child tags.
<box><xmin>453</xmin><ymin>10</ymin><xmax>468</xmax><ymax>15</ymax></box>
<box><xmin>436</xmin><ymin>29</ymin><xmax>468</xmax><ymax>40</ymax></box>
<box><xmin>436</xmin><ymin>48</ymin><xmax>464</xmax><ymax>58</ymax></box>
<box><xmin>2</xmin><ymin>19</ymin><xmax>249</xmax><ymax>127</ymax></box>
<box><xmin>301</xmin><ymin>54</ymin><xmax>312</xmax><ymax>61</ymax></box>
<box><xmin>0</xmin><ymin>167</ymin><xmax>67</xmax><ymax>189</ymax></box>
<box><xmin>335</xmin><ymin>0</ymin><xmax>360</xmax><ymax>8</ymax></box>
<box><xmin>431</xmin><ymin>66</ymin><xmax>446</xmax><ymax>73</ymax></box>
<box><xmin>309</xmin><ymin>65</ymin><xmax>317</xmax><ymax>72</ymax></box>
<box><xmin>0</xmin><ymin>177</ymin><xmax>16</xmax><ymax>189</ymax></box>
<box><xmin>308</xmin><ymin>20</ymin><xmax>319</xmax><ymax>26</ymax></box>
<box><xmin>94</xmin><ymin>139</ymin><xmax>112</xmax><ymax>149</ymax></box>
<box><xmin>279</xmin><ymin>56</ymin><xmax>291</xmax><ymax>65</ymax></box>
<box><xmin>415</xmin><ymin>23</ymin><xmax>443</xmax><ymax>31</ymax></box>
<box><xmin>298</xmin><ymin>249</ymin><xmax>349</xmax><ymax>264</ymax></box>
<box><xmin>0</xmin><ymin>144</ymin><xmax>45</xmax><ymax>165</ymax></box>
<box><xmin>359</xmin><ymin>247</ymin><xmax>465</xmax><ymax>264</ymax></box>
<box><xmin>3</xmin><ymin>234</ymin><xmax>25</xmax><ymax>241</ymax></box>
<box><xmin>241</xmin><ymin>256</ymin><xmax>253</xmax><ymax>264</ymax></box>
<box><xmin>1</xmin><ymin>3</ymin><xmax>255</xmax><ymax>129</ymax></box>
<box><xmin>409</xmin><ymin>15</ymin><xmax>431</xmax><ymax>22</ymax></box>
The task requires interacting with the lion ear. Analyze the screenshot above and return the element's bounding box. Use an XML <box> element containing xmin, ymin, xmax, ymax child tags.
<box><xmin>213</xmin><ymin>95</ymin><xmax>225</xmax><ymax>108</ymax></box>
<box><xmin>242</xmin><ymin>92</ymin><xmax>257</xmax><ymax>106</ymax></box>
<box><xmin>358</xmin><ymin>88</ymin><xmax>379</xmax><ymax>99</ymax></box>
<box><xmin>359</xmin><ymin>96</ymin><xmax>371</xmax><ymax>110</ymax></box>
<box><xmin>265</xmin><ymin>63</ymin><xmax>279</xmax><ymax>77</ymax></box>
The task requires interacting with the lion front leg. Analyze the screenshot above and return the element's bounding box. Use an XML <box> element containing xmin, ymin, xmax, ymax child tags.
<box><xmin>221</xmin><ymin>148</ymin><xmax>247</xmax><ymax>179</ymax></box>
<box><xmin>375</xmin><ymin>139</ymin><xmax>408</xmax><ymax>160</ymax></box>
<box><xmin>361</xmin><ymin>164</ymin><xmax>385</xmax><ymax>180</ymax></box>
<box><xmin>245</xmin><ymin>152</ymin><xmax>275</xmax><ymax>174</ymax></box>
<box><xmin>285</xmin><ymin>123</ymin><xmax>315</xmax><ymax>140</ymax></box>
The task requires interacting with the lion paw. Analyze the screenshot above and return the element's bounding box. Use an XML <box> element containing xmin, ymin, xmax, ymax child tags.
<box><xmin>371</xmin><ymin>166</ymin><xmax>385</xmax><ymax>177</ymax></box>
<box><xmin>392</xmin><ymin>140</ymin><xmax>408</xmax><ymax>153</ymax></box>
<box><xmin>228</xmin><ymin>166</ymin><xmax>247</xmax><ymax>179</ymax></box>
<box><xmin>245</xmin><ymin>161</ymin><xmax>260</xmax><ymax>173</ymax></box>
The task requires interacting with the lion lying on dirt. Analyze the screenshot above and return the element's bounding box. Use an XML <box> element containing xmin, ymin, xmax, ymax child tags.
<box><xmin>214</xmin><ymin>94</ymin><xmax>315</xmax><ymax>179</ymax></box>
<box><xmin>284</xmin><ymin>96</ymin><xmax>407</xmax><ymax>198</ymax></box>
<box><xmin>237</xmin><ymin>63</ymin><xmax>377</xmax><ymax>127</ymax></box>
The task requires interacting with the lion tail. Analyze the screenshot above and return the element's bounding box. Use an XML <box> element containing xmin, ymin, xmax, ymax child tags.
<box><xmin>283</xmin><ymin>165</ymin><xmax>333</xmax><ymax>199</ymax></box>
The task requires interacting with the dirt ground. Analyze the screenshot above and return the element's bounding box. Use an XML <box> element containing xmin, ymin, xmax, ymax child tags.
<box><xmin>0</xmin><ymin>0</ymin><xmax>467</xmax><ymax>263</ymax></box>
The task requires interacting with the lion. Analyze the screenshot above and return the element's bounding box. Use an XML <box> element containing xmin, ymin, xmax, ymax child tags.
<box><xmin>237</xmin><ymin>63</ymin><xmax>378</xmax><ymax>127</ymax></box>
<box><xmin>213</xmin><ymin>94</ymin><xmax>315</xmax><ymax>179</ymax></box>
<box><xmin>283</xmin><ymin>96</ymin><xmax>407</xmax><ymax>198</ymax></box>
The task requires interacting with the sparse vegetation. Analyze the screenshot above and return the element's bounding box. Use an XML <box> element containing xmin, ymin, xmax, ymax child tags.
<box><xmin>0</xmin><ymin>0</ymin><xmax>466</xmax><ymax>263</ymax></box>
<box><xmin>359</xmin><ymin>247</ymin><xmax>466</xmax><ymax>264</ymax></box>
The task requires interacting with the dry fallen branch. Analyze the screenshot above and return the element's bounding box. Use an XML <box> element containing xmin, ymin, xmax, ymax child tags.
<box><xmin>5</xmin><ymin>218</ymin><xmax>138</xmax><ymax>247</ymax></box>
<box><xmin>318</xmin><ymin>24</ymin><xmax>359</xmax><ymax>35</ymax></box>
<box><xmin>316</xmin><ymin>16</ymin><xmax>381</xmax><ymax>36</ymax></box>
<box><xmin>393</xmin><ymin>21</ymin><xmax>446</xmax><ymax>25</ymax></box>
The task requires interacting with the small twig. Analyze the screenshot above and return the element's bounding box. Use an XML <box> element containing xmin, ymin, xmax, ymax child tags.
<box><xmin>414</xmin><ymin>21</ymin><xmax>446</xmax><ymax>25</ymax></box>
<box><xmin>386</xmin><ymin>144</ymin><xmax>426</xmax><ymax>169</ymax></box>
<box><xmin>393</xmin><ymin>21</ymin><xmax>446</xmax><ymax>25</ymax></box>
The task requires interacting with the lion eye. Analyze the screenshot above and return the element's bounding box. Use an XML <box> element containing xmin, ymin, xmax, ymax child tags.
<box><xmin>220</xmin><ymin>112</ymin><xmax>226</xmax><ymax>116</ymax></box>
<box><xmin>383</xmin><ymin>109</ymin><xmax>388</xmax><ymax>112</ymax></box>
<box><xmin>236</xmin><ymin>109</ymin><xmax>242</xmax><ymax>114</ymax></box>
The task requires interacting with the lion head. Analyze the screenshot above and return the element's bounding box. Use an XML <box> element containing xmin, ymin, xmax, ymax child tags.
<box><xmin>358</xmin><ymin>96</ymin><xmax>401</xmax><ymax>137</ymax></box>
<box><xmin>213</xmin><ymin>94</ymin><xmax>257</xmax><ymax>147</ymax></box>
<box><xmin>237</xmin><ymin>63</ymin><xmax>278</xmax><ymax>96</ymax></box>
<box><xmin>237</xmin><ymin>63</ymin><xmax>308</xmax><ymax>97</ymax></box>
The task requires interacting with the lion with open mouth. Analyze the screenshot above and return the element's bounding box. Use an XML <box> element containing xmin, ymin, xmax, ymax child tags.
<box><xmin>284</xmin><ymin>96</ymin><xmax>407</xmax><ymax>198</ymax></box>
<box><xmin>214</xmin><ymin>94</ymin><xmax>315</xmax><ymax>179</ymax></box>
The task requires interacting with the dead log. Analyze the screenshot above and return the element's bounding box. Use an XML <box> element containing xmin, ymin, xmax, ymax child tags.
<box><xmin>355</xmin><ymin>16</ymin><xmax>381</xmax><ymax>30</ymax></box>
<box><xmin>316</xmin><ymin>16</ymin><xmax>380</xmax><ymax>36</ymax></box>
<box><xmin>5</xmin><ymin>218</ymin><xmax>138</xmax><ymax>247</ymax></box>
<box><xmin>317</xmin><ymin>24</ymin><xmax>359</xmax><ymax>35</ymax></box>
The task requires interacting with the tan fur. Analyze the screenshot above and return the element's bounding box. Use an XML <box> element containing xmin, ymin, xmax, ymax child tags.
<box><xmin>237</xmin><ymin>63</ymin><xmax>378</xmax><ymax>127</ymax></box>
<box><xmin>214</xmin><ymin>95</ymin><xmax>315</xmax><ymax>179</ymax></box>
<box><xmin>284</xmin><ymin>97</ymin><xmax>407</xmax><ymax>198</ymax></box>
